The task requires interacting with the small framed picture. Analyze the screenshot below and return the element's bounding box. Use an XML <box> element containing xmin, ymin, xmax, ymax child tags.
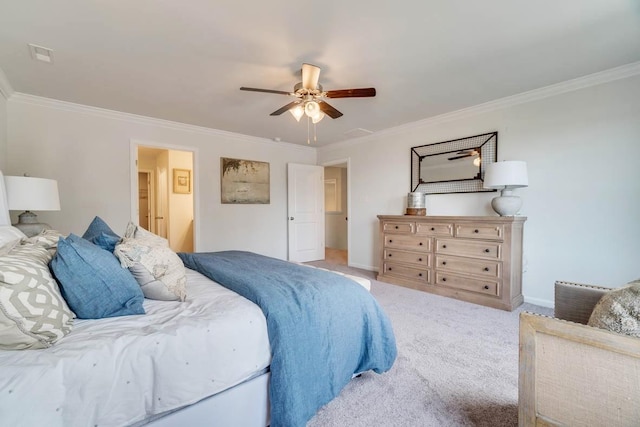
<box><xmin>173</xmin><ymin>168</ymin><xmax>191</xmax><ymax>194</ymax></box>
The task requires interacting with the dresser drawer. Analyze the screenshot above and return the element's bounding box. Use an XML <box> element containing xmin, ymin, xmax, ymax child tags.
<box><xmin>435</xmin><ymin>238</ymin><xmax>502</xmax><ymax>260</ymax></box>
<box><xmin>383</xmin><ymin>262</ymin><xmax>430</xmax><ymax>283</ymax></box>
<box><xmin>435</xmin><ymin>255</ymin><xmax>501</xmax><ymax>278</ymax></box>
<box><xmin>384</xmin><ymin>234</ymin><xmax>431</xmax><ymax>252</ymax></box>
<box><xmin>382</xmin><ymin>221</ymin><xmax>414</xmax><ymax>234</ymax></box>
<box><xmin>416</xmin><ymin>222</ymin><xmax>454</xmax><ymax>236</ymax></box>
<box><xmin>434</xmin><ymin>272</ymin><xmax>499</xmax><ymax>296</ymax></box>
<box><xmin>455</xmin><ymin>223</ymin><xmax>504</xmax><ymax>240</ymax></box>
<box><xmin>384</xmin><ymin>249</ymin><xmax>430</xmax><ymax>267</ymax></box>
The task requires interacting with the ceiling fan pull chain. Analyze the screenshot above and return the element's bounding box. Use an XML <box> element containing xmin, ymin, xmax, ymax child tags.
<box><xmin>307</xmin><ymin>116</ymin><xmax>311</xmax><ymax>145</ymax></box>
<box><xmin>314</xmin><ymin>122</ymin><xmax>317</xmax><ymax>143</ymax></box>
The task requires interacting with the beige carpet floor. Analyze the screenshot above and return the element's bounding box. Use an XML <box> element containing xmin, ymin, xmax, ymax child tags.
<box><xmin>304</xmin><ymin>262</ymin><xmax>553</xmax><ymax>427</ymax></box>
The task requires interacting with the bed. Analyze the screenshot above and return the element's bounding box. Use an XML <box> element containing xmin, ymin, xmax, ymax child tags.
<box><xmin>0</xmin><ymin>170</ymin><xmax>397</xmax><ymax>427</ymax></box>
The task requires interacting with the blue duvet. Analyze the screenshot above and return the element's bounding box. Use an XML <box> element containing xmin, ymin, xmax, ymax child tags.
<box><xmin>178</xmin><ymin>251</ymin><xmax>397</xmax><ymax>427</ymax></box>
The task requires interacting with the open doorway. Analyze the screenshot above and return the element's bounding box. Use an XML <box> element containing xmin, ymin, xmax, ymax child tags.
<box><xmin>135</xmin><ymin>145</ymin><xmax>195</xmax><ymax>253</ymax></box>
<box><xmin>323</xmin><ymin>160</ymin><xmax>349</xmax><ymax>266</ymax></box>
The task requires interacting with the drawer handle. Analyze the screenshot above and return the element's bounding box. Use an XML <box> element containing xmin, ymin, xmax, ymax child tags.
<box><xmin>442</xmin><ymin>261</ymin><xmax>447</xmax><ymax>265</ymax></box>
<box><xmin>431</xmin><ymin>227</ymin><xmax>435</xmax><ymax>231</ymax></box>
<box><xmin>483</xmin><ymin>285</ymin><xmax>490</xmax><ymax>290</ymax></box>
<box><xmin>442</xmin><ymin>277</ymin><xmax>447</xmax><ymax>282</ymax></box>
<box><xmin>474</xmin><ymin>229</ymin><xmax>479</xmax><ymax>233</ymax></box>
<box><xmin>388</xmin><ymin>267</ymin><xmax>392</xmax><ymax>271</ymax></box>
<box><xmin>484</xmin><ymin>267</ymin><xmax>489</xmax><ymax>271</ymax></box>
<box><xmin>419</xmin><ymin>242</ymin><xmax>423</xmax><ymax>246</ymax></box>
<box><xmin>389</xmin><ymin>240</ymin><xmax>393</xmax><ymax>243</ymax></box>
<box><xmin>484</xmin><ymin>248</ymin><xmax>490</xmax><ymax>253</ymax></box>
<box><xmin>418</xmin><ymin>258</ymin><xmax>423</xmax><ymax>262</ymax></box>
<box><xmin>418</xmin><ymin>273</ymin><xmax>423</xmax><ymax>277</ymax></box>
<box><xmin>395</xmin><ymin>225</ymin><xmax>399</xmax><ymax>229</ymax></box>
<box><xmin>442</xmin><ymin>245</ymin><xmax>447</xmax><ymax>249</ymax></box>
<box><xmin>388</xmin><ymin>254</ymin><xmax>392</xmax><ymax>257</ymax></box>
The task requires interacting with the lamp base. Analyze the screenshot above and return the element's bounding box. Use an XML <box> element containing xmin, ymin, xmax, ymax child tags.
<box><xmin>490</xmin><ymin>189</ymin><xmax>523</xmax><ymax>216</ymax></box>
<box><xmin>13</xmin><ymin>211</ymin><xmax>51</xmax><ymax>237</ymax></box>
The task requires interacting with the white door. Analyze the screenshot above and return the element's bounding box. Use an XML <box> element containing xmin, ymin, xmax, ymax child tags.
<box><xmin>287</xmin><ymin>163</ymin><xmax>324</xmax><ymax>262</ymax></box>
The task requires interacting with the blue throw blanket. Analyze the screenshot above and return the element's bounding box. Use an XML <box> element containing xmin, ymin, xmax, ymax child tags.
<box><xmin>178</xmin><ymin>251</ymin><xmax>397</xmax><ymax>427</ymax></box>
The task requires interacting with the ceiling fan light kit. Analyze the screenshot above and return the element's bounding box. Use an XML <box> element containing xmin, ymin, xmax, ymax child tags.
<box><xmin>240</xmin><ymin>63</ymin><xmax>376</xmax><ymax>143</ymax></box>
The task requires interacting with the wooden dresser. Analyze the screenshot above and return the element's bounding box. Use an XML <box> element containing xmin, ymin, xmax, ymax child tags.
<box><xmin>377</xmin><ymin>215</ymin><xmax>526</xmax><ymax>311</ymax></box>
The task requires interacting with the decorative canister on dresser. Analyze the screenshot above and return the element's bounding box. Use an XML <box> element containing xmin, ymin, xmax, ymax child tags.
<box><xmin>377</xmin><ymin>215</ymin><xmax>526</xmax><ymax>311</ymax></box>
<box><xmin>405</xmin><ymin>192</ymin><xmax>426</xmax><ymax>216</ymax></box>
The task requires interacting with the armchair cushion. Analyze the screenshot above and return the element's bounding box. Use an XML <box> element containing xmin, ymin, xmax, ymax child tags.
<box><xmin>588</xmin><ymin>280</ymin><xmax>640</xmax><ymax>338</ymax></box>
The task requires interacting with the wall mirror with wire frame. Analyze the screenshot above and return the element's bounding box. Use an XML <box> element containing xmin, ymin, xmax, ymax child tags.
<box><xmin>411</xmin><ymin>132</ymin><xmax>498</xmax><ymax>194</ymax></box>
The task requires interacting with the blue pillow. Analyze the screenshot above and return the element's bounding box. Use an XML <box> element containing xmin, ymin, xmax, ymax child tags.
<box><xmin>82</xmin><ymin>216</ymin><xmax>120</xmax><ymax>251</ymax></box>
<box><xmin>50</xmin><ymin>234</ymin><xmax>145</xmax><ymax>319</ymax></box>
<box><xmin>90</xmin><ymin>231</ymin><xmax>121</xmax><ymax>252</ymax></box>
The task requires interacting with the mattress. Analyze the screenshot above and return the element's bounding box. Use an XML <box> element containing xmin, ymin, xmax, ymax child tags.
<box><xmin>0</xmin><ymin>269</ymin><xmax>271</xmax><ymax>427</ymax></box>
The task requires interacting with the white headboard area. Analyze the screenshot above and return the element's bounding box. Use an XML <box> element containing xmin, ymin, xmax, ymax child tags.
<box><xmin>0</xmin><ymin>170</ymin><xmax>12</xmax><ymax>226</ymax></box>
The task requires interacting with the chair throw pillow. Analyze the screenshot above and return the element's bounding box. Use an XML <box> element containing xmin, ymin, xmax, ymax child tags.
<box><xmin>50</xmin><ymin>234</ymin><xmax>145</xmax><ymax>319</ymax></box>
<box><xmin>588</xmin><ymin>280</ymin><xmax>640</xmax><ymax>338</ymax></box>
<box><xmin>114</xmin><ymin>228</ymin><xmax>187</xmax><ymax>301</ymax></box>
<box><xmin>0</xmin><ymin>242</ymin><xmax>74</xmax><ymax>350</ymax></box>
<box><xmin>82</xmin><ymin>216</ymin><xmax>121</xmax><ymax>252</ymax></box>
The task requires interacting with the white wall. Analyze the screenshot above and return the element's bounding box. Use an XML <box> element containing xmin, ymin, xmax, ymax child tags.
<box><xmin>0</xmin><ymin>92</ymin><xmax>7</xmax><ymax>171</ymax></box>
<box><xmin>5</xmin><ymin>95</ymin><xmax>316</xmax><ymax>259</ymax></box>
<box><xmin>318</xmin><ymin>74</ymin><xmax>640</xmax><ymax>306</ymax></box>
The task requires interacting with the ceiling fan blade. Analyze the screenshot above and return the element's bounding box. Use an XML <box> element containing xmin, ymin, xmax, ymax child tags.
<box><xmin>302</xmin><ymin>63</ymin><xmax>321</xmax><ymax>90</ymax></box>
<box><xmin>240</xmin><ymin>87</ymin><xmax>291</xmax><ymax>95</ymax></box>
<box><xmin>325</xmin><ymin>88</ymin><xmax>376</xmax><ymax>98</ymax></box>
<box><xmin>319</xmin><ymin>101</ymin><xmax>343</xmax><ymax>119</ymax></box>
<box><xmin>270</xmin><ymin>101</ymin><xmax>301</xmax><ymax>116</ymax></box>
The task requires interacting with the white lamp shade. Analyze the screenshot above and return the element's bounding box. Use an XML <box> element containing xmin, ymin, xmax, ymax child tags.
<box><xmin>4</xmin><ymin>176</ymin><xmax>61</xmax><ymax>211</ymax></box>
<box><xmin>483</xmin><ymin>161</ymin><xmax>528</xmax><ymax>189</ymax></box>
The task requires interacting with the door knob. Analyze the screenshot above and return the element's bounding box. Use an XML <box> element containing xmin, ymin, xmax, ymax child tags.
<box><xmin>289</xmin><ymin>217</ymin><xmax>294</xmax><ymax>220</ymax></box>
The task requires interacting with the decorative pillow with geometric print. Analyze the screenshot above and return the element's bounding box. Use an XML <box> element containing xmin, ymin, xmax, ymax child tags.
<box><xmin>0</xmin><ymin>242</ymin><xmax>74</xmax><ymax>350</ymax></box>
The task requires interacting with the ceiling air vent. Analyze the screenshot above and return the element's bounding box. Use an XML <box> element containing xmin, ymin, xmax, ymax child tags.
<box><xmin>28</xmin><ymin>44</ymin><xmax>54</xmax><ymax>64</ymax></box>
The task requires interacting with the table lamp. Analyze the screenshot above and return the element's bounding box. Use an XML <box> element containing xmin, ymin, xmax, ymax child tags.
<box><xmin>4</xmin><ymin>175</ymin><xmax>60</xmax><ymax>237</ymax></box>
<box><xmin>483</xmin><ymin>161</ymin><xmax>528</xmax><ymax>216</ymax></box>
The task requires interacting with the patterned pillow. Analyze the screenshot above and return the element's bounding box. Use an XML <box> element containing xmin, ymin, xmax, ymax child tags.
<box><xmin>115</xmin><ymin>223</ymin><xmax>186</xmax><ymax>301</ymax></box>
<box><xmin>588</xmin><ymin>279</ymin><xmax>640</xmax><ymax>337</ymax></box>
<box><xmin>0</xmin><ymin>242</ymin><xmax>74</xmax><ymax>350</ymax></box>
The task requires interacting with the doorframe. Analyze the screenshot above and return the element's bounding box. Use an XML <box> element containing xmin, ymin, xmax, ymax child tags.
<box><xmin>320</xmin><ymin>157</ymin><xmax>351</xmax><ymax>266</ymax></box>
<box><xmin>129</xmin><ymin>139</ymin><xmax>200</xmax><ymax>251</ymax></box>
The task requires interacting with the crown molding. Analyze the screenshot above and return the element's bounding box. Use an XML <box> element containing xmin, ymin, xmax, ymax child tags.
<box><xmin>8</xmin><ymin>92</ymin><xmax>315</xmax><ymax>152</ymax></box>
<box><xmin>0</xmin><ymin>67</ymin><xmax>14</xmax><ymax>100</ymax></box>
<box><xmin>319</xmin><ymin>61</ymin><xmax>640</xmax><ymax>153</ymax></box>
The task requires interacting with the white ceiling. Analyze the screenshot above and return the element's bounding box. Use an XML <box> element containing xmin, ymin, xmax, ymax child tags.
<box><xmin>1</xmin><ymin>1</ymin><xmax>639</xmax><ymax>147</ymax></box>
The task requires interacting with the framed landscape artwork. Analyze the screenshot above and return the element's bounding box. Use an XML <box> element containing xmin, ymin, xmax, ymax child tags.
<box><xmin>220</xmin><ymin>157</ymin><xmax>270</xmax><ymax>204</ymax></box>
<box><xmin>173</xmin><ymin>168</ymin><xmax>191</xmax><ymax>194</ymax></box>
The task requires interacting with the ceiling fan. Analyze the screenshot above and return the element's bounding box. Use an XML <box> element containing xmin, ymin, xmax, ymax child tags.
<box><xmin>240</xmin><ymin>63</ymin><xmax>376</xmax><ymax>122</ymax></box>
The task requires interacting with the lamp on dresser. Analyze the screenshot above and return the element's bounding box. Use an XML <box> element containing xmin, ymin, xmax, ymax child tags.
<box><xmin>483</xmin><ymin>161</ymin><xmax>528</xmax><ymax>216</ymax></box>
<box><xmin>4</xmin><ymin>175</ymin><xmax>60</xmax><ymax>237</ymax></box>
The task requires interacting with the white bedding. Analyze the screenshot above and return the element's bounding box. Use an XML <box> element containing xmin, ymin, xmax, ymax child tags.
<box><xmin>0</xmin><ymin>269</ymin><xmax>271</xmax><ymax>427</ymax></box>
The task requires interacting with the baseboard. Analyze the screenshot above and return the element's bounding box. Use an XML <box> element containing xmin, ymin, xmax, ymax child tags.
<box><xmin>348</xmin><ymin>262</ymin><xmax>377</xmax><ymax>272</ymax></box>
<box><xmin>523</xmin><ymin>295</ymin><xmax>554</xmax><ymax>309</ymax></box>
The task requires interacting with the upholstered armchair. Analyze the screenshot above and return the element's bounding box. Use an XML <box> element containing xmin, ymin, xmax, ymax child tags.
<box><xmin>519</xmin><ymin>281</ymin><xmax>640</xmax><ymax>427</ymax></box>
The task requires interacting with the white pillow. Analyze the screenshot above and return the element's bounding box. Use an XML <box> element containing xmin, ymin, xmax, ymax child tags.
<box><xmin>115</xmin><ymin>223</ymin><xmax>186</xmax><ymax>301</ymax></box>
<box><xmin>0</xmin><ymin>226</ymin><xmax>27</xmax><ymax>256</ymax></box>
<box><xmin>0</xmin><ymin>225</ymin><xmax>26</xmax><ymax>244</ymax></box>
